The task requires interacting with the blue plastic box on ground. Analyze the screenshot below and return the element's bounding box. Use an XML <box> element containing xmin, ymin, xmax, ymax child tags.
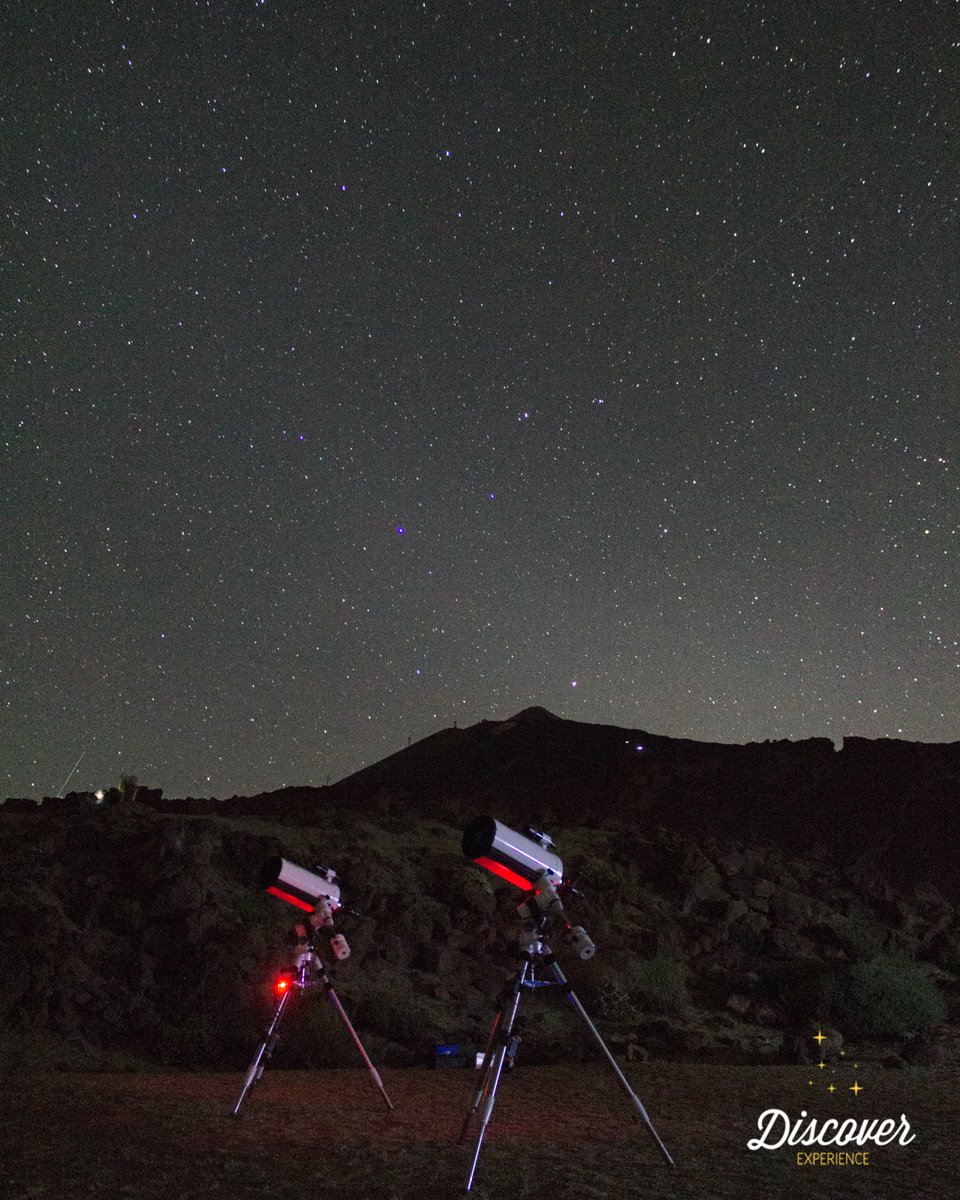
<box><xmin>434</xmin><ymin>1043</ymin><xmax>466</xmax><ymax>1067</ymax></box>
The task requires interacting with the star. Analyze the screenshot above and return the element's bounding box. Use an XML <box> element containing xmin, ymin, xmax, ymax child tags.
<box><xmin>850</xmin><ymin>1081</ymin><xmax>863</xmax><ymax>1096</ymax></box>
<box><xmin>814</xmin><ymin>1029</ymin><xmax>827</xmax><ymax>1046</ymax></box>
<box><xmin>3</xmin><ymin>0</ymin><xmax>957</xmax><ymax>804</ymax></box>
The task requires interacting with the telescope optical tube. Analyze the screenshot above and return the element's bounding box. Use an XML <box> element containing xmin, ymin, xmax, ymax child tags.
<box><xmin>462</xmin><ymin>816</ymin><xmax>564</xmax><ymax>890</ymax></box>
<box><xmin>258</xmin><ymin>857</ymin><xmax>342</xmax><ymax>913</ymax></box>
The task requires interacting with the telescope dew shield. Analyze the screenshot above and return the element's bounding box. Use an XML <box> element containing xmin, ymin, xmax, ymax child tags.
<box><xmin>462</xmin><ymin>816</ymin><xmax>564</xmax><ymax>890</ymax></box>
<box><xmin>259</xmin><ymin>856</ymin><xmax>342</xmax><ymax>913</ymax></box>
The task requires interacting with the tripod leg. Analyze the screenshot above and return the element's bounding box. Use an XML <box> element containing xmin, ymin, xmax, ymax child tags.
<box><xmin>458</xmin><ymin>1001</ymin><xmax>504</xmax><ymax>1143</ymax></box>
<box><xmin>321</xmin><ymin>974</ymin><xmax>395</xmax><ymax>1110</ymax></box>
<box><xmin>465</xmin><ymin>958</ymin><xmax>531</xmax><ymax>1192</ymax></box>
<box><xmin>232</xmin><ymin>989</ymin><xmax>292</xmax><ymax>1116</ymax></box>
<box><xmin>547</xmin><ymin>959</ymin><xmax>675</xmax><ymax>1166</ymax></box>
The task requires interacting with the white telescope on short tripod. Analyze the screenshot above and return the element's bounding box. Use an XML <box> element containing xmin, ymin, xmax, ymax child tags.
<box><xmin>231</xmin><ymin>856</ymin><xmax>393</xmax><ymax>1115</ymax></box>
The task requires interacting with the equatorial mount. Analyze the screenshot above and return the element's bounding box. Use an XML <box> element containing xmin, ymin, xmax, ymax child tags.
<box><xmin>460</xmin><ymin>863</ymin><xmax>675</xmax><ymax>1191</ymax></box>
<box><xmin>232</xmin><ymin>869</ymin><xmax>393</xmax><ymax>1117</ymax></box>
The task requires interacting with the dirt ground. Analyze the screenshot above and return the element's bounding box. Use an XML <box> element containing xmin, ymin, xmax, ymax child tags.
<box><xmin>1</xmin><ymin>1062</ymin><xmax>957</xmax><ymax>1200</ymax></box>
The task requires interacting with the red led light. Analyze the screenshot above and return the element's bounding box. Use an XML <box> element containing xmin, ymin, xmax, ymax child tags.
<box><xmin>275</xmin><ymin>975</ymin><xmax>292</xmax><ymax>994</ymax></box>
<box><xmin>265</xmin><ymin>885</ymin><xmax>314</xmax><ymax>912</ymax></box>
<box><xmin>474</xmin><ymin>855</ymin><xmax>534</xmax><ymax>891</ymax></box>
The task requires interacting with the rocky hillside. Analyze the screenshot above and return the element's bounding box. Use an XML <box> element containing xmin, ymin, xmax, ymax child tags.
<box><xmin>2</xmin><ymin>708</ymin><xmax>958</xmax><ymax>1072</ymax></box>
<box><xmin>324</xmin><ymin>707</ymin><xmax>960</xmax><ymax>899</ymax></box>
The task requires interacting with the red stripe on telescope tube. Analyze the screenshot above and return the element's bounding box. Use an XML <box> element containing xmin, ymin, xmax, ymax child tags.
<box><xmin>474</xmin><ymin>855</ymin><xmax>534</xmax><ymax>891</ymax></box>
<box><xmin>265</xmin><ymin>885</ymin><xmax>314</xmax><ymax>912</ymax></box>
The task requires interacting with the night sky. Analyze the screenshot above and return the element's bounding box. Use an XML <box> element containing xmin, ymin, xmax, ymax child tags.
<box><xmin>5</xmin><ymin>2</ymin><xmax>958</xmax><ymax>800</ymax></box>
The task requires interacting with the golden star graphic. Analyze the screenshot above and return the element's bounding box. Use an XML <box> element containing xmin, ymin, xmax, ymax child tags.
<box><xmin>814</xmin><ymin>1029</ymin><xmax>827</xmax><ymax>1046</ymax></box>
<box><xmin>828</xmin><ymin>1083</ymin><xmax>837</xmax><ymax>1093</ymax></box>
<box><xmin>850</xmin><ymin>1081</ymin><xmax>863</xmax><ymax>1096</ymax></box>
<box><xmin>817</xmin><ymin>1060</ymin><xmax>826</xmax><ymax>1069</ymax></box>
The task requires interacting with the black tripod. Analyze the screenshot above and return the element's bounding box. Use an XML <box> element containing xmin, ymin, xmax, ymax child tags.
<box><xmin>460</xmin><ymin>891</ymin><xmax>674</xmax><ymax>1191</ymax></box>
<box><xmin>232</xmin><ymin>919</ymin><xmax>393</xmax><ymax>1115</ymax></box>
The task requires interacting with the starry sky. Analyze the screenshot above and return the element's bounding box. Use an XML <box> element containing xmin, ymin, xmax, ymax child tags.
<box><xmin>4</xmin><ymin>1</ymin><xmax>958</xmax><ymax>800</ymax></box>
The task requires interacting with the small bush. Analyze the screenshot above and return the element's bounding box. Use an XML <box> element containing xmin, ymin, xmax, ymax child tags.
<box><xmin>827</xmin><ymin>956</ymin><xmax>947</xmax><ymax>1038</ymax></box>
<box><xmin>625</xmin><ymin>954</ymin><xmax>689</xmax><ymax>1016</ymax></box>
<box><xmin>594</xmin><ymin>978</ymin><xmax>641</xmax><ymax>1024</ymax></box>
